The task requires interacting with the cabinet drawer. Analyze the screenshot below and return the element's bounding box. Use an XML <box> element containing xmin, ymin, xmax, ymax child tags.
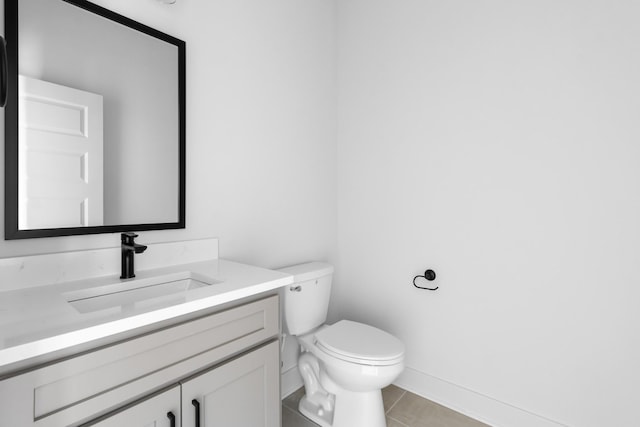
<box><xmin>0</xmin><ymin>295</ymin><xmax>278</xmax><ymax>427</ymax></box>
<box><xmin>79</xmin><ymin>385</ymin><xmax>181</xmax><ymax>427</ymax></box>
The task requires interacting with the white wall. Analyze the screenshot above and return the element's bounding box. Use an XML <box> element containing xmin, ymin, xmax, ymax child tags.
<box><xmin>336</xmin><ymin>1</ymin><xmax>640</xmax><ymax>426</ymax></box>
<box><xmin>7</xmin><ymin>1</ymin><xmax>638</xmax><ymax>425</ymax></box>
<box><xmin>1</xmin><ymin>0</ymin><xmax>336</xmax><ymax>268</ymax></box>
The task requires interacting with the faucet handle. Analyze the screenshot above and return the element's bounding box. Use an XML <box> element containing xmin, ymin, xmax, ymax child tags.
<box><xmin>121</xmin><ymin>232</ymin><xmax>139</xmax><ymax>244</ymax></box>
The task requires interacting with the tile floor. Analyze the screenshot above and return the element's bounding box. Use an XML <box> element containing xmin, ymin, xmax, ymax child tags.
<box><xmin>282</xmin><ymin>384</ymin><xmax>490</xmax><ymax>427</ymax></box>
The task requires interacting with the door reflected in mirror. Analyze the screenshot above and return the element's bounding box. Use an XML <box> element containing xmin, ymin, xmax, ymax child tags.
<box><xmin>19</xmin><ymin>75</ymin><xmax>105</xmax><ymax>229</ymax></box>
<box><xmin>5</xmin><ymin>0</ymin><xmax>186</xmax><ymax>238</ymax></box>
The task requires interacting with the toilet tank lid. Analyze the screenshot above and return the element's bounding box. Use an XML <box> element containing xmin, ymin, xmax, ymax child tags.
<box><xmin>277</xmin><ymin>262</ymin><xmax>334</xmax><ymax>282</ymax></box>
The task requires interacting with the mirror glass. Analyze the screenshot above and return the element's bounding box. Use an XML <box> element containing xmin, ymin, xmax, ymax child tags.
<box><xmin>5</xmin><ymin>0</ymin><xmax>186</xmax><ymax>239</ymax></box>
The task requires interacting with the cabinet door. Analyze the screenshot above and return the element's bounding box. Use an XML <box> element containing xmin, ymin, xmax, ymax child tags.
<box><xmin>80</xmin><ymin>386</ymin><xmax>181</xmax><ymax>427</ymax></box>
<box><xmin>182</xmin><ymin>341</ymin><xmax>280</xmax><ymax>427</ymax></box>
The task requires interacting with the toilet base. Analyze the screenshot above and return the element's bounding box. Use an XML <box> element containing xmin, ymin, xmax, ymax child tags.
<box><xmin>299</xmin><ymin>394</ymin><xmax>334</xmax><ymax>427</ymax></box>
<box><xmin>299</xmin><ymin>388</ymin><xmax>386</xmax><ymax>427</ymax></box>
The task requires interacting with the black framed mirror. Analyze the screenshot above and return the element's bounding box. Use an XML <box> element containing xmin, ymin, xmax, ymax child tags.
<box><xmin>4</xmin><ymin>0</ymin><xmax>186</xmax><ymax>239</ymax></box>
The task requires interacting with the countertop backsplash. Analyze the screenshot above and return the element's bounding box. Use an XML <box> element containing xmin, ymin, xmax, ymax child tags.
<box><xmin>0</xmin><ymin>238</ymin><xmax>219</xmax><ymax>292</ymax></box>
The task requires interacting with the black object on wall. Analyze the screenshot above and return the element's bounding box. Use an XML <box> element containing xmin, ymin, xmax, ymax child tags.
<box><xmin>413</xmin><ymin>269</ymin><xmax>438</xmax><ymax>291</ymax></box>
<box><xmin>0</xmin><ymin>36</ymin><xmax>6</xmax><ymax>107</ymax></box>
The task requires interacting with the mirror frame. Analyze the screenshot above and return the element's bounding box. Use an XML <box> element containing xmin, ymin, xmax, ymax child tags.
<box><xmin>4</xmin><ymin>0</ymin><xmax>186</xmax><ymax>239</ymax></box>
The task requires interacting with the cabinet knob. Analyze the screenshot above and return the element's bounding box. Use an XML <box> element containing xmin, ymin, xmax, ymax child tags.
<box><xmin>167</xmin><ymin>411</ymin><xmax>176</xmax><ymax>427</ymax></box>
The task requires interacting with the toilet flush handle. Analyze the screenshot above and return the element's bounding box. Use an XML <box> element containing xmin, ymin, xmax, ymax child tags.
<box><xmin>290</xmin><ymin>285</ymin><xmax>302</xmax><ymax>292</ymax></box>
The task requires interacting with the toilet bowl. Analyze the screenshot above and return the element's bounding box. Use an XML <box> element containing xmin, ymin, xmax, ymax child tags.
<box><xmin>279</xmin><ymin>261</ymin><xmax>405</xmax><ymax>427</ymax></box>
<box><xmin>308</xmin><ymin>321</ymin><xmax>404</xmax><ymax>388</ymax></box>
<box><xmin>295</xmin><ymin>321</ymin><xmax>404</xmax><ymax>427</ymax></box>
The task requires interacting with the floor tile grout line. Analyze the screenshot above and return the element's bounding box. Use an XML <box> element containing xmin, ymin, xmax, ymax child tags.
<box><xmin>385</xmin><ymin>389</ymin><xmax>407</xmax><ymax>415</ymax></box>
<box><xmin>282</xmin><ymin>399</ymin><xmax>297</xmax><ymax>412</ymax></box>
<box><xmin>387</xmin><ymin>414</ymin><xmax>411</xmax><ymax>427</ymax></box>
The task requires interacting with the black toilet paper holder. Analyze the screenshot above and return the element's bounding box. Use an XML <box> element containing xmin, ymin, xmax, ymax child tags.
<box><xmin>413</xmin><ymin>269</ymin><xmax>438</xmax><ymax>291</ymax></box>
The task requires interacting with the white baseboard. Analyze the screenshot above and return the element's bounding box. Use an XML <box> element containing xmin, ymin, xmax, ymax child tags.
<box><xmin>281</xmin><ymin>365</ymin><xmax>304</xmax><ymax>399</ymax></box>
<box><xmin>395</xmin><ymin>368</ymin><xmax>568</xmax><ymax>427</ymax></box>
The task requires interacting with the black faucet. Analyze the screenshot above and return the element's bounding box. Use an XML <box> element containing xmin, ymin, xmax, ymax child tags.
<box><xmin>120</xmin><ymin>232</ymin><xmax>148</xmax><ymax>279</ymax></box>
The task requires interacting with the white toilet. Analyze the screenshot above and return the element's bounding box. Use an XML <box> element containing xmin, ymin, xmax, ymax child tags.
<box><xmin>279</xmin><ymin>262</ymin><xmax>405</xmax><ymax>427</ymax></box>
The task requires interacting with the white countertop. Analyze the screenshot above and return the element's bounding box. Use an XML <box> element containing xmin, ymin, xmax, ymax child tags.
<box><xmin>0</xmin><ymin>258</ymin><xmax>293</xmax><ymax>375</ymax></box>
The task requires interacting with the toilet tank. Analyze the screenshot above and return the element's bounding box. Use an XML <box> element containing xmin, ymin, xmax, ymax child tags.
<box><xmin>278</xmin><ymin>262</ymin><xmax>334</xmax><ymax>336</ymax></box>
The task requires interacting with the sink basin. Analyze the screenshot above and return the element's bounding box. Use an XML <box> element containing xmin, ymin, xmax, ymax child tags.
<box><xmin>63</xmin><ymin>271</ymin><xmax>222</xmax><ymax>314</ymax></box>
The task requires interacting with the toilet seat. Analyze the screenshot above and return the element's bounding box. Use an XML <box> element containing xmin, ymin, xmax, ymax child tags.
<box><xmin>314</xmin><ymin>320</ymin><xmax>404</xmax><ymax>366</ymax></box>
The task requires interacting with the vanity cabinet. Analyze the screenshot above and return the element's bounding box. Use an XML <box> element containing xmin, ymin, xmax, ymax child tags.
<box><xmin>0</xmin><ymin>295</ymin><xmax>280</xmax><ymax>427</ymax></box>
<box><xmin>84</xmin><ymin>342</ymin><xmax>279</xmax><ymax>427</ymax></box>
